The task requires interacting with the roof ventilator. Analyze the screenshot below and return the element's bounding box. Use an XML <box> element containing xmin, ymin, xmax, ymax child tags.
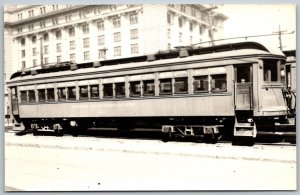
<box><xmin>147</xmin><ymin>54</ymin><xmax>156</xmax><ymax>62</ymax></box>
<box><xmin>179</xmin><ymin>48</ymin><xmax>189</xmax><ymax>58</ymax></box>
<box><xmin>70</xmin><ymin>63</ymin><xmax>78</xmax><ymax>71</ymax></box>
<box><xmin>93</xmin><ymin>61</ymin><xmax>102</xmax><ymax>68</ymax></box>
<box><xmin>31</xmin><ymin>69</ymin><xmax>38</xmax><ymax>75</ymax></box>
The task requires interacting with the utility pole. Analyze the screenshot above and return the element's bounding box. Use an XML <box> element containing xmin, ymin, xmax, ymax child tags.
<box><xmin>272</xmin><ymin>25</ymin><xmax>294</xmax><ymax>51</ymax></box>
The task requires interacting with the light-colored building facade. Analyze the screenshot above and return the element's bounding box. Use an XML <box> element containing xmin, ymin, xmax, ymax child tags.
<box><xmin>4</xmin><ymin>4</ymin><xmax>227</xmax><ymax>123</ymax></box>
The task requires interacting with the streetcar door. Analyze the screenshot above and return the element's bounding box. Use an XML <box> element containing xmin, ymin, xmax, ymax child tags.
<box><xmin>11</xmin><ymin>87</ymin><xmax>19</xmax><ymax>115</ymax></box>
<box><xmin>234</xmin><ymin>65</ymin><xmax>253</xmax><ymax>110</ymax></box>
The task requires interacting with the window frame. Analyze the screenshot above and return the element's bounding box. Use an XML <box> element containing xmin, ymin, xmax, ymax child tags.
<box><xmin>193</xmin><ymin>75</ymin><xmax>209</xmax><ymax>93</ymax></box>
<box><xmin>159</xmin><ymin>78</ymin><xmax>173</xmax><ymax>95</ymax></box>
<box><xmin>174</xmin><ymin>77</ymin><xmax>188</xmax><ymax>94</ymax></box>
<box><xmin>211</xmin><ymin>74</ymin><xmax>227</xmax><ymax>92</ymax></box>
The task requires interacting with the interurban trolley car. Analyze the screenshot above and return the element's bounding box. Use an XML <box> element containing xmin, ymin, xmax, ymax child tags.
<box><xmin>7</xmin><ymin>42</ymin><xmax>296</xmax><ymax>144</ymax></box>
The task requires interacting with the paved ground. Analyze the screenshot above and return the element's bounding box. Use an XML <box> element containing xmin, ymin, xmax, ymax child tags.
<box><xmin>4</xmin><ymin>132</ymin><xmax>297</xmax><ymax>191</ymax></box>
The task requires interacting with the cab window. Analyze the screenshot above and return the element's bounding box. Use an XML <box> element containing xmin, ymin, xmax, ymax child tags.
<box><xmin>263</xmin><ymin>59</ymin><xmax>279</xmax><ymax>82</ymax></box>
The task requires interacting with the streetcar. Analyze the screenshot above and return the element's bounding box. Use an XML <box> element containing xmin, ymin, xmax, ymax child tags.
<box><xmin>7</xmin><ymin>41</ymin><xmax>296</xmax><ymax>145</ymax></box>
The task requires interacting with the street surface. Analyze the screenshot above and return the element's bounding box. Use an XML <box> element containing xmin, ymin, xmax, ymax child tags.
<box><xmin>5</xmin><ymin>131</ymin><xmax>296</xmax><ymax>191</ymax></box>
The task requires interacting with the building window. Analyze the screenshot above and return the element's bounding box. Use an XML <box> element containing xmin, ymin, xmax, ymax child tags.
<box><xmin>52</xmin><ymin>5</ymin><xmax>58</xmax><ymax>11</ymax></box>
<box><xmin>130</xmin><ymin>29</ymin><xmax>138</xmax><ymax>39</ymax></box>
<box><xmin>190</xmin><ymin>22</ymin><xmax>193</xmax><ymax>31</ymax></box>
<box><xmin>129</xmin><ymin>13</ymin><xmax>138</xmax><ymax>24</ymax></box>
<box><xmin>97</xmin><ymin>20</ymin><xmax>104</xmax><ymax>31</ymax></box>
<box><xmin>83</xmin><ymin>38</ymin><xmax>89</xmax><ymax>48</ymax></box>
<box><xmin>22</xmin><ymin>61</ymin><xmax>26</xmax><ymax>69</ymax></box>
<box><xmin>57</xmin><ymin>56</ymin><xmax>61</xmax><ymax>63</ymax></box>
<box><xmin>43</xmin><ymin>33</ymin><xmax>48</xmax><ymax>41</ymax></box>
<box><xmin>143</xmin><ymin>80</ymin><xmax>155</xmax><ymax>96</ymax></box>
<box><xmin>55</xmin><ymin>30</ymin><xmax>61</xmax><ymax>39</ymax></box>
<box><xmin>32</xmin><ymin>48</ymin><xmax>37</xmax><ymax>56</ymax></box>
<box><xmin>130</xmin><ymin>81</ymin><xmax>141</xmax><ymax>97</ymax></box>
<box><xmin>32</xmin><ymin>36</ymin><xmax>37</xmax><ymax>43</ymax></box>
<box><xmin>65</xmin><ymin>14</ymin><xmax>72</xmax><ymax>22</ymax></box>
<box><xmin>90</xmin><ymin>85</ymin><xmax>99</xmax><ymax>98</ymax></box>
<box><xmin>115</xmin><ymin>83</ymin><xmax>125</xmax><ymax>98</ymax></box>
<box><xmin>70</xmin><ymin>41</ymin><xmax>75</xmax><ymax>50</ymax></box>
<box><xmin>199</xmin><ymin>25</ymin><xmax>204</xmax><ymax>35</ymax></box>
<box><xmin>98</xmin><ymin>49</ymin><xmax>106</xmax><ymax>59</ymax></box>
<box><xmin>114</xmin><ymin>32</ymin><xmax>121</xmax><ymax>42</ymax></box>
<box><xmin>211</xmin><ymin>74</ymin><xmax>227</xmax><ymax>92</ymax></box>
<box><xmin>98</xmin><ymin>35</ymin><xmax>105</xmax><ymax>45</ymax></box>
<box><xmin>70</xmin><ymin>53</ymin><xmax>75</xmax><ymax>62</ymax></box>
<box><xmin>179</xmin><ymin>18</ymin><xmax>183</xmax><ymax>28</ymax></box>
<box><xmin>167</xmin><ymin>13</ymin><xmax>171</xmax><ymax>24</ymax></box>
<box><xmin>82</xmin><ymin>24</ymin><xmax>89</xmax><ymax>34</ymax></box>
<box><xmin>17</xmin><ymin>27</ymin><xmax>23</xmax><ymax>33</ymax></box>
<box><xmin>21</xmin><ymin>38</ymin><xmax>25</xmax><ymax>46</ymax></box>
<box><xmin>180</xmin><ymin>5</ymin><xmax>186</xmax><ymax>12</ymax></box>
<box><xmin>131</xmin><ymin>44</ymin><xmax>138</xmax><ymax>54</ymax></box>
<box><xmin>179</xmin><ymin>33</ymin><xmax>182</xmax><ymax>42</ymax></box>
<box><xmin>38</xmin><ymin>89</ymin><xmax>46</xmax><ymax>102</ymax></box>
<box><xmin>44</xmin><ymin>57</ymin><xmax>48</xmax><ymax>64</ymax></box>
<box><xmin>168</xmin><ymin>43</ymin><xmax>171</xmax><ymax>50</ymax></box>
<box><xmin>40</xmin><ymin>6</ymin><xmax>46</xmax><ymax>14</ymax></box>
<box><xmin>18</xmin><ymin>13</ymin><xmax>23</xmax><ymax>20</ymax></box>
<box><xmin>167</xmin><ymin>29</ymin><xmax>171</xmax><ymax>39</ymax></box>
<box><xmin>174</xmin><ymin>77</ymin><xmax>188</xmax><ymax>94</ymax></box>
<box><xmin>21</xmin><ymin>50</ymin><xmax>25</xmax><ymax>58</ymax></box>
<box><xmin>40</xmin><ymin>21</ymin><xmax>46</xmax><ymax>28</ymax></box>
<box><xmin>194</xmin><ymin>76</ymin><xmax>208</xmax><ymax>93</ymax></box>
<box><xmin>160</xmin><ymin>79</ymin><xmax>172</xmax><ymax>95</ymax></box>
<box><xmin>52</xmin><ymin>18</ymin><xmax>58</xmax><ymax>25</ymax></box>
<box><xmin>28</xmin><ymin>24</ymin><xmax>34</xmax><ymax>30</ymax></box>
<box><xmin>69</xmin><ymin>27</ymin><xmax>75</xmax><ymax>37</ymax></box>
<box><xmin>113</xmin><ymin>17</ymin><xmax>121</xmax><ymax>28</ymax></box>
<box><xmin>44</xmin><ymin>45</ymin><xmax>48</xmax><ymax>54</ymax></box>
<box><xmin>79</xmin><ymin>86</ymin><xmax>88</xmax><ymax>99</ymax></box>
<box><xmin>192</xmin><ymin>9</ymin><xmax>196</xmax><ymax>17</ymax></box>
<box><xmin>190</xmin><ymin>36</ymin><xmax>193</xmax><ymax>45</ymax></box>
<box><xmin>84</xmin><ymin>51</ymin><xmax>90</xmax><ymax>61</ymax></box>
<box><xmin>114</xmin><ymin>46</ymin><xmax>121</xmax><ymax>57</ymax></box>
<box><xmin>33</xmin><ymin>59</ymin><xmax>37</xmax><ymax>67</ymax></box>
<box><xmin>103</xmin><ymin>84</ymin><xmax>113</xmax><ymax>98</ymax></box>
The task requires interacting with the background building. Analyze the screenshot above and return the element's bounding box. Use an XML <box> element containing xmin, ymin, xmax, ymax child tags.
<box><xmin>4</xmin><ymin>4</ymin><xmax>227</xmax><ymax>124</ymax></box>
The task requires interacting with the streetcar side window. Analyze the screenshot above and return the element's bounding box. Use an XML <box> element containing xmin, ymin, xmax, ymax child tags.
<box><xmin>103</xmin><ymin>83</ymin><xmax>113</xmax><ymax>98</ymax></box>
<box><xmin>38</xmin><ymin>89</ymin><xmax>46</xmax><ymax>102</ymax></box>
<box><xmin>194</xmin><ymin>76</ymin><xmax>208</xmax><ymax>93</ymax></box>
<box><xmin>28</xmin><ymin>90</ymin><xmax>36</xmax><ymax>102</ymax></box>
<box><xmin>79</xmin><ymin>86</ymin><xmax>88</xmax><ymax>99</ymax></box>
<box><xmin>160</xmin><ymin>79</ymin><xmax>172</xmax><ymax>95</ymax></box>
<box><xmin>90</xmin><ymin>85</ymin><xmax>99</xmax><ymax>98</ymax></box>
<box><xmin>143</xmin><ymin>80</ymin><xmax>155</xmax><ymax>96</ymax></box>
<box><xmin>47</xmin><ymin>88</ymin><xmax>55</xmax><ymax>101</ymax></box>
<box><xmin>57</xmin><ymin>87</ymin><xmax>66</xmax><ymax>100</ymax></box>
<box><xmin>115</xmin><ymin>82</ymin><xmax>125</xmax><ymax>98</ymax></box>
<box><xmin>174</xmin><ymin>77</ymin><xmax>188</xmax><ymax>94</ymax></box>
<box><xmin>67</xmin><ymin>87</ymin><xmax>76</xmax><ymax>100</ymax></box>
<box><xmin>211</xmin><ymin>74</ymin><xmax>227</xmax><ymax>92</ymax></box>
<box><xmin>130</xmin><ymin>81</ymin><xmax>141</xmax><ymax>97</ymax></box>
<box><xmin>20</xmin><ymin>91</ymin><xmax>27</xmax><ymax>103</ymax></box>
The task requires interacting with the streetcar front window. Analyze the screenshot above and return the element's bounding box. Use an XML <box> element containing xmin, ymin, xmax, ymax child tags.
<box><xmin>263</xmin><ymin>59</ymin><xmax>280</xmax><ymax>82</ymax></box>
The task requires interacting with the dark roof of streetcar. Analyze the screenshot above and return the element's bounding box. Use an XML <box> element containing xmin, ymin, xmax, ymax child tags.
<box><xmin>10</xmin><ymin>41</ymin><xmax>283</xmax><ymax>80</ymax></box>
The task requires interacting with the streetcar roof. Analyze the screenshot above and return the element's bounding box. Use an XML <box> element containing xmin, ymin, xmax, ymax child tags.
<box><xmin>8</xmin><ymin>41</ymin><xmax>285</xmax><ymax>84</ymax></box>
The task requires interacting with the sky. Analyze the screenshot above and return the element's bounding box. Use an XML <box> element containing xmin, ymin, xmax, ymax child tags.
<box><xmin>217</xmin><ymin>4</ymin><xmax>296</xmax><ymax>51</ymax></box>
